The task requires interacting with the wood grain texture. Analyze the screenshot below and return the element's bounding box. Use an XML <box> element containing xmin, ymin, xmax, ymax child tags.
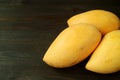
<box><xmin>0</xmin><ymin>0</ymin><xmax>120</xmax><ymax>80</ymax></box>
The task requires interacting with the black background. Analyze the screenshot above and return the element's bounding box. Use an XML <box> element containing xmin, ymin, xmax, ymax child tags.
<box><xmin>0</xmin><ymin>0</ymin><xmax>120</xmax><ymax>80</ymax></box>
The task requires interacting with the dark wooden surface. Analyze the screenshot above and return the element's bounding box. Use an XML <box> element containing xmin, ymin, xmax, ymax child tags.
<box><xmin>0</xmin><ymin>0</ymin><xmax>120</xmax><ymax>80</ymax></box>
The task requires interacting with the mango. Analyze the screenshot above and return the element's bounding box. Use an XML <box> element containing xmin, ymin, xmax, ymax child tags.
<box><xmin>85</xmin><ymin>30</ymin><xmax>120</xmax><ymax>74</ymax></box>
<box><xmin>43</xmin><ymin>23</ymin><xmax>101</xmax><ymax>68</ymax></box>
<box><xmin>67</xmin><ymin>10</ymin><xmax>120</xmax><ymax>35</ymax></box>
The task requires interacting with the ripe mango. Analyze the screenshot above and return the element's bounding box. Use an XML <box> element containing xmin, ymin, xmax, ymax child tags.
<box><xmin>43</xmin><ymin>23</ymin><xmax>101</xmax><ymax>68</ymax></box>
<box><xmin>86</xmin><ymin>30</ymin><xmax>120</xmax><ymax>74</ymax></box>
<box><xmin>67</xmin><ymin>10</ymin><xmax>120</xmax><ymax>35</ymax></box>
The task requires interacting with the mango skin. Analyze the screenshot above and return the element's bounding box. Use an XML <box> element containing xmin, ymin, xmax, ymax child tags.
<box><xmin>86</xmin><ymin>30</ymin><xmax>120</xmax><ymax>74</ymax></box>
<box><xmin>67</xmin><ymin>10</ymin><xmax>120</xmax><ymax>35</ymax></box>
<box><xmin>43</xmin><ymin>23</ymin><xmax>101</xmax><ymax>68</ymax></box>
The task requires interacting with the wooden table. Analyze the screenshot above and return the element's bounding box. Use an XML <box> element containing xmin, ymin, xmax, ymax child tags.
<box><xmin>0</xmin><ymin>0</ymin><xmax>120</xmax><ymax>80</ymax></box>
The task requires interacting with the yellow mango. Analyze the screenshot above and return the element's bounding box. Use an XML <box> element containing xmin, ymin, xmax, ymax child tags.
<box><xmin>67</xmin><ymin>10</ymin><xmax>120</xmax><ymax>35</ymax></box>
<box><xmin>86</xmin><ymin>30</ymin><xmax>120</xmax><ymax>74</ymax></box>
<box><xmin>43</xmin><ymin>23</ymin><xmax>101</xmax><ymax>68</ymax></box>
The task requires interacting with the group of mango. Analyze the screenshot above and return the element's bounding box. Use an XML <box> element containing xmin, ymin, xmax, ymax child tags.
<box><xmin>43</xmin><ymin>10</ymin><xmax>120</xmax><ymax>74</ymax></box>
